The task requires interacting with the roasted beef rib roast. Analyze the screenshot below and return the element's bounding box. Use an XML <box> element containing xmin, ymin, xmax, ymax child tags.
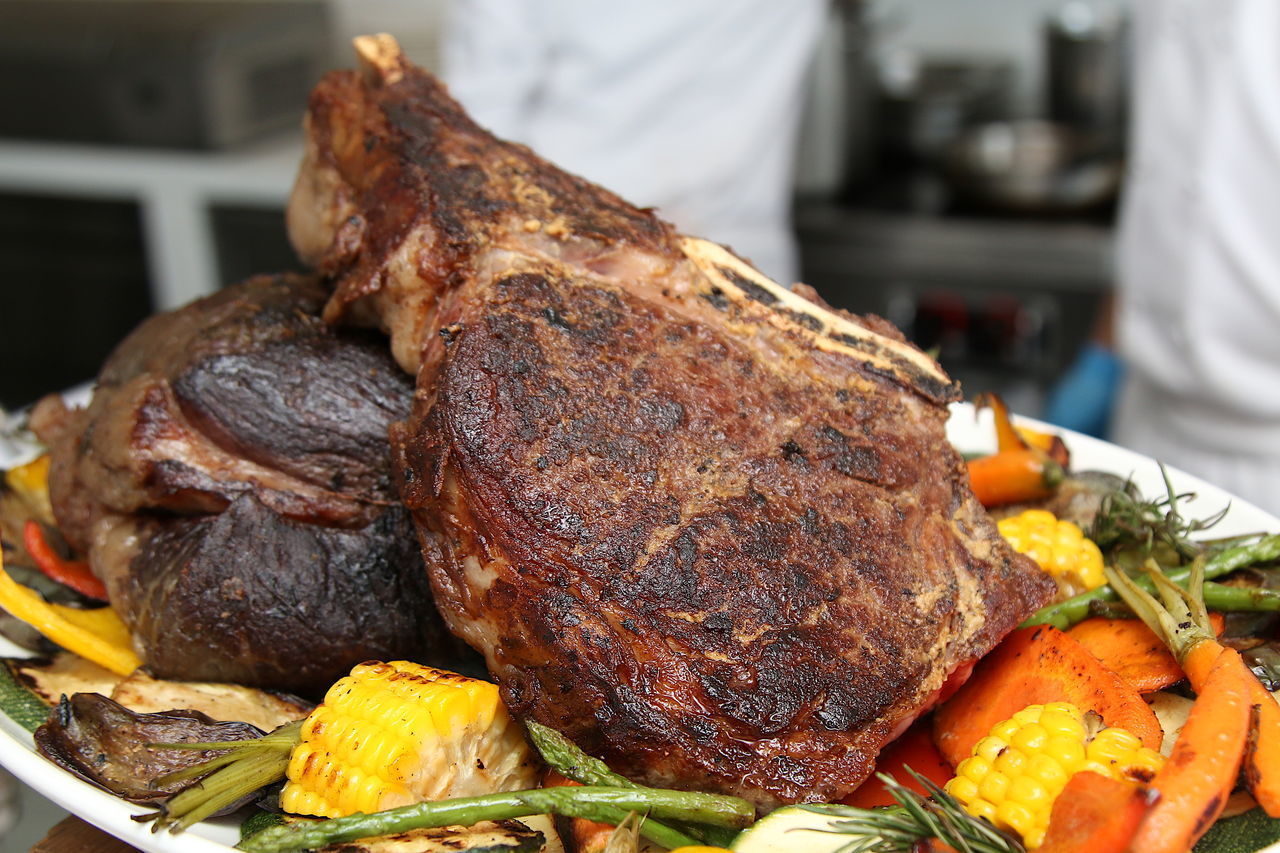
<box><xmin>289</xmin><ymin>36</ymin><xmax>1055</xmax><ymax>804</ymax></box>
<box><xmin>32</xmin><ymin>274</ymin><xmax>453</xmax><ymax>695</ymax></box>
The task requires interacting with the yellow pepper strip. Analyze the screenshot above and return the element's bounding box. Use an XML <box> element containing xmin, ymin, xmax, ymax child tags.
<box><xmin>4</xmin><ymin>454</ymin><xmax>56</xmax><ymax>526</ymax></box>
<box><xmin>0</xmin><ymin>550</ymin><xmax>140</xmax><ymax>676</ymax></box>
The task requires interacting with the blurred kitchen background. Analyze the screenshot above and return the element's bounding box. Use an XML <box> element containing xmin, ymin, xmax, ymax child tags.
<box><xmin>0</xmin><ymin>0</ymin><xmax>1129</xmax><ymax>419</ymax></box>
<box><xmin>0</xmin><ymin>0</ymin><xmax>1124</xmax><ymax>845</ymax></box>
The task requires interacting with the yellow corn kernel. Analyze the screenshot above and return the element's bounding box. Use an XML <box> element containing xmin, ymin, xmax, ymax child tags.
<box><xmin>998</xmin><ymin>510</ymin><xmax>1105</xmax><ymax>598</ymax></box>
<box><xmin>280</xmin><ymin>661</ymin><xmax>538</xmax><ymax>819</ymax></box>
<box><xmin>944</xmin><ymin>702</ymin><xmax>1165</xmax><ymax>848</ymax></box>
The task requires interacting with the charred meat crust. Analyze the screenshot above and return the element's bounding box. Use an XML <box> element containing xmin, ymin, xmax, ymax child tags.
<box><xmin>122</xmin><ymin>494</ymin><xmax>452</xmax><ymax>697</ymax></box>
<box><xmin>302</xmin><ymin>43</ymin><xmax>1055</xmax><ymax>806</ymax></box>
<box><xmin>39</xmin><ymin>274</ymin><xmax>414</xmax><ymax>553</ymax></box>
<box><xmin>298</xmin><ymin>67</ymin><xmax>674</xmax><ymax>309</ymax></box>
<box><xmin>36</xmin><ymin>274</ymin><xmax>458</xmax><ymax>695</ymax></box>
<box><xmin>392</xmin><ymin>266</ymin><xmax>1052</xmax><ymax>804</ymax></box>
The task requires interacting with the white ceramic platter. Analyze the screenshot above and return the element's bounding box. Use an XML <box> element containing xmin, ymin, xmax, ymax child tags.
<box><xmin>0</xmin><ymin>401</ymin><xmax>1275</xmax><ymax>852</ymax></box>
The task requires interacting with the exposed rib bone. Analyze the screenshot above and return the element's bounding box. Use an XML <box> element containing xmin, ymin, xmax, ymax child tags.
<box><xmin>679</xmin><ymin>236</ymin><xmax>957</xmax><ymax>403</ymax></box>
<box><xmin>354</xmin><ymin>34</ymin><xmax>405</xmax><ymax>86</ymax></box>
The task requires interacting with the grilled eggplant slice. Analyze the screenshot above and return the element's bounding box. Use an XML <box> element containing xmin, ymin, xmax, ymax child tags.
<box><xmin>34</xmin><ymin>692</ymin><xmax>264</xmax><ymax>805</ymax></box>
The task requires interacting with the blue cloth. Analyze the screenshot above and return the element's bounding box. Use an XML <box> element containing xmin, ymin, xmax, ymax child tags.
<box><xmin>1042</xmin><ymin>343</ymin><xmax>1124</xmax><ymax>438</ymax></box>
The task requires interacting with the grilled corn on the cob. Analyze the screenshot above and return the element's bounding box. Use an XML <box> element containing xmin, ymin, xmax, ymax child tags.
<box><xmin>998</xmin><ymin>509</ymin><xmax>1105</xmax><ymax>598</ymax></box>
<box><xmin>944</xmin><ymin>701</ymin><xmax>1164</xmax><ymax>848</ymax></box>
<box><xmin>280</xmin><ymin>661</ymin><xmax>538</xmax><ymax>818</ymax></box>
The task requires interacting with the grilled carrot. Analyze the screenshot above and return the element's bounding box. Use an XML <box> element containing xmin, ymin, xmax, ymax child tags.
<box><xmin>967</xmin><ymin>449</ymin><xmax>1064</xmax><ymax>508</ymax></box>
<box><xmin>1128</xmin><ymin>649</ymin><xmax>1252</xmax><ymax>853</ymax></box>
<box><xmin>1174</xmin><ymin>636</ymin><xmax>1280</xmax><ymax>818</ymax></box>
<box><xmin>1016</xmin><ymin>427</ymin><xmax>1071</xmax><ymax>469</ymax></box>
<box><xmin>974</xmin><ymin>390</ymin><xmax>1071</xmax><ymax>469</ymax></box>
<box><xmin>1245</xmin><ymin>689</ymin><xmax>1280</xmax><ymax>817</ymax></box>
<box><xmin>932</xmin><ymin>625</ymin><xmax>1162</xmax><ymax>767</ymax></box>
<box><xmin>975</xmin><ymin>392</ymin><xmax>1028</xmax><ymax>454</ymax></box>
<box><xmin>1067</xmin><ymin>613</ymin><xmax>1226</xmax><ymax>693</ymax></box>
<box><xmin>1037</xmin><ymin>771</ymin><xmax>1154</xmax><ymax>853</ymax></box>
<box><xmin>1107</xmin><ymin>560</ymin><xmax>1279</xmax><ymax>833</ymax></box>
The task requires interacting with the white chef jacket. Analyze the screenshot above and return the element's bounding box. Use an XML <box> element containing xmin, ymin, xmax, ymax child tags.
<box><xmin>1112</xmin><ymin>0</ymin><xmax>1280</xmax><ymax>516</ymax></box>
<box><xmin>441</xmin><ymin>0</ymin><xmax>825</xmax><ymax>285</ymax></box>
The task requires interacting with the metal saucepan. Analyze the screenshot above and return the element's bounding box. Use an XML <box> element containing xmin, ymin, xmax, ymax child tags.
<box><xmin>941</xmin><ymin>119</ymin><xmax>1122</xmax><ymax>213</ymax></box>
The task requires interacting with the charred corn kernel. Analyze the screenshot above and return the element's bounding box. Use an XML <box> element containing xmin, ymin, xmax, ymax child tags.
<box><xmin>998</xmin><ymin>509</ymin><xmax>1105</xmax><ymax>597</ymax></box>
<box><xmin>280</xmin><ymin>661</ymin><xmax>538</xmax><ymax>819</ymax></box>
<box><xmin>945</xmin><ymin>702</ymin><xmax>1164</xmax><ymax>848</ymax></box>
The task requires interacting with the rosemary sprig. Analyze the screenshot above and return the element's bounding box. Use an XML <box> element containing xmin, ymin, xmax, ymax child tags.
<box><xmin>1089</xmin><ymin>465</ymin><xmax>1230</xmax><ymax>563</ymax></box>
<box><xmin>798</xmin><ymin>770</ymin><xmax>1024</xmax><ymax>853</ymax></box>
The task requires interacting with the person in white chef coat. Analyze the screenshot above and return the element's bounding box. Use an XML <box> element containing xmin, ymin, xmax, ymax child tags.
<box><xmin>1049</xmin><ymin>0</ymin><xmax>1280</xmax><ymax>516</ymax></box>
<box><xmin>440</xmin><ymin>0</ymin><xmax>826</xmax><ymax>285</ymax></box>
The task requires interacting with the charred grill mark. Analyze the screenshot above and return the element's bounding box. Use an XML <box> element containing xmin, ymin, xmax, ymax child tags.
<box><xmin>828</xmin><ymin>335</ymin><xmax>958</xmax><ymax>404</ymax></box>
<box><xmin>1194</xmin><ymin>793</ymin><xmax>1224</xmax><ymax>837</ymax></box>
<box><xmin>780</xmin><ymin>308</ymin><xmax>824</xmax><ymax>332</ymax></box>
<box><xmin>720</xmin><ymin>267</ymin><xmax>779</xmax><ymax>306</ymax></box>
<box><xmin>542</xmin><ymin>305</ymin><xmax>573</xmax><ymax>330</ymax></box>
<box><xmin>700</xmin><ymin>285</ymin><xmax>731</xmax><ymax>311</ymax></box>
<box><xmin>817</xmin><ymin>424</ymin><xmax>883</xmax><ymax>483</ymax></box>
<box><xmin>781</xmin><ymin>440</ymin><xmax>806</xmax><ymax>462</ymax></box>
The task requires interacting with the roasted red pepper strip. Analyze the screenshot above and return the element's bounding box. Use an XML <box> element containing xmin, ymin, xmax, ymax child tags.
<box><xmin>22</xmin><ymin>520</ymin><xmax>108</xmax><ymax>601</ymax></box>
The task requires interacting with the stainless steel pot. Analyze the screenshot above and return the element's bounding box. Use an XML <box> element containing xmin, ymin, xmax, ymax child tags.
<box><xmin>941</xmin><ymin>119</ymin><xmax>1122</xmax><ymax>213</ymax></box>
<box><xmin>1045</xmin><ymin>1</ymin><xmax>1129</xmax><ymax>141</ymax></box>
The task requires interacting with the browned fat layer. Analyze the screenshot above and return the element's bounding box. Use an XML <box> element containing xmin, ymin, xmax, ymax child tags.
<box><xmin>683</xmin><ymin>240</ymin><xmax>958</xmax><ymax>404</ymax></box>
<box><xmin>721</xmin><ymin>267</ymin><xmax>780</xmax><ymax>306</ymax></box>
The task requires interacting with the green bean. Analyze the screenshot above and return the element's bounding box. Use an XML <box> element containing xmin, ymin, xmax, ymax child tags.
<box><xmin>1087</xmin><ymin>581</ymin><xmax>1280</xmax><ymax>619</ymax></box>
<box><xmin>527</xmin><ymin>721</ymin><xmax>740</xmax><ymax>847</ymax></box>
<box><xmin>527</xmin><ymin>722</ymin><xmax>632</xmax><ymax>788</ymax></box>
<box><xmin>237</xmin><ymin>786</ymin><xmax>755</xmax><ymax>853</ymax></box>
<box><xmin>1022</xmin><ymin>533</ymin><xmax>1280</xmax><ymax>630</ymax></box>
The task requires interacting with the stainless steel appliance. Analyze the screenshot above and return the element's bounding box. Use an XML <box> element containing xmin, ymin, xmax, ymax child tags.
<box><xmin>1045</xmin><ymin>1</ymin><xmax>1129</xmax><ymax>142</ymax></box>
<box><xmin>0</xmin><ymin>1</ymin><xmax>332</xmax><ymax>149</ymax></box>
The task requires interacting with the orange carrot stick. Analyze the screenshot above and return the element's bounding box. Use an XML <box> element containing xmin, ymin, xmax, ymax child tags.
<box><xmin>975</xmin><ymin>392</ymin><xmax>1028</xmax><ymax>453</ymax></box>
<box><xmin>1015</xmin><ymin>426</ymin><xmax>1071</xmax><ymax>469</ymax></box>
<box><xmin>1038</xmin><ymin>771</ymin><xmax>1154</xmax><ymax>853</ymax></box>
<box><xmin>966</xmin><ymin>449</ymin><xmax>1065</xmax><ymax>508</ymax></box>
<box><xmin>932</xmin><ymin>625</ymin><xmax>1163</xmax><ymax>767</ymax></box>
<box><xmin>1128</xmin><ymin>649</ymin><xmax>1253</xmax><ymax>853</ymax></box>
<box><xmin>1244</xmin><ymin>685</ymin><xmax>1280</xmax><ymax>817</ymax></box>
<box><xmin>1107</xmin><ymin>561</ymin><xmax>1280</xmax><ymax>824</ymax></box>
<box><xmin>1172</xmin><ymin>639</ymin><xmax>1280</xmax><ymax>817</ymax></box>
